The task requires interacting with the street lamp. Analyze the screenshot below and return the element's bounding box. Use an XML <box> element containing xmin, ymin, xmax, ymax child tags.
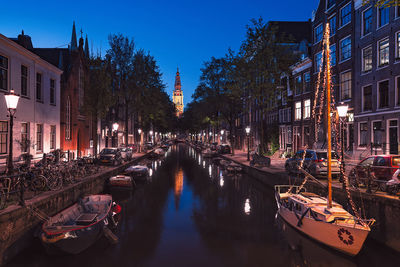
<box><xmin>112</xmin><ymin>123</ymin><xmax>119</xmax><ymax>147</ymax></box>
<box><xmin>220</xmin><ymin>129</ymin><xmax>225</xmax><ymax>144</ymax></box>
<box><xmin>5</xmin><ymin>90</ymin><xmax>20</xmax><ymax>174</ymax></box>
<box><xmin>245</xmin><ymin>126</ymin><xmax>251</xmax><ymax>161</ymax></box>
<box><xmin>138</xmin><ymin>128</ymin><xmax>142</xmax><ymax>153</ymax></box>
<box><xmin>337</xmin><ymin>103</ymin><xmax>348</xmax><ymax>189</ymax></box>
<box><xmin>149</xmin><ymin>130</ymin><xmax>153</xmax><ymax>144</ymax></box>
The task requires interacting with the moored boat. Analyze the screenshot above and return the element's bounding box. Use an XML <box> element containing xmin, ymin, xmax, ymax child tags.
<box><xmin>109</xmin><ymin>175</ymin><xmax>135</xmax><ymax>188</ymax></box>
<box><xmin>124</xmin><ymin>165</ymin><xmax>149</xmax><ymax>181</ymax></box>
<box><xmin>40</xmin><ymin>194</ymin><xmax>121</xmax><ymax>254</ymax></box>
<box><xmin>275</xmin><ymin>186</ymin><xmax>374</xmax><ymax>256</ymax></box>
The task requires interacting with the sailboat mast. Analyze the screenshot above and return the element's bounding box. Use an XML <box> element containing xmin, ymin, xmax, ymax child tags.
<box><xmin>325</xmin><ymin>23</ymin><xmax>332</xmax><ymax>209</ymax></box>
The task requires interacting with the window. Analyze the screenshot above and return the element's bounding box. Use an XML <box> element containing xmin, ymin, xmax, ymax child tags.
<box><xmin>340</xmin><ymin>37</ymin><xmax>351</xmax><ymax>61</ymax></box>
<box><xmin>303</xmin><ymin>126</ymin><xmax>310</xmax><ymax>146</ymax></box>
<box><xmin>378</xmin><ymin>4</ymin><xmax>389</xmax><ymax>28</ymax></box>
<box><xmin>378</xmin><ymin>80</ymin><xmax>389</xmax><ymax>109</ymax></box>
<box><xmin>378</xmin><ymin>38</ymin><xmax>389</xmax><ymax>67</ymax></box>
<box><xmin>373</xmin><ymin>121</ymin><xmax>383</xmax><ymax>145</ymax></box>
<box><xmin>327</xmin><ymin>0</ymin><xmax>335</xmax><ymax>9</ymax></box>
<box><xmin>340</xmin><ymin>3</ymin><xmax>351</xmax><ymax>27</ymax></box>
<box><xmin>359</xmin><ymin>122</ymin><xmax>368</xmax><ymax>146</ymax></box>
<box><xmin>396</xmin><ymin>32</ymin><xmax>400</xmax><ymax>59</ymax></box>
<box><xmin>363</xmin><ymin>85</ymin><xmax>372</xmax><ymax>111</ymax></box>
<box><xmin>330</xmin><ymin>44</ymin><xmax>336</xmax><ymax>66</ymax></box>
<box><xmin>315</xmin><ymin>51</ymin><xmax>323</xmax><ymax>72</ymax></box>
<box><xmin>0</xmin><ymin>55</ymin><xmax>8</xmax><ymax>91</ymax></box>
<box><xmin>363</xmin><ymin>8</ymin><xmax>372</xmax><ymax>36</ymax></box>
<box><xmin>0</xmin><ymin>121</ymin><xmax>7</xmax><ymax>154</ymax></box>
<box><xmin>50</xmin><ymin>125</ymin><xmax>56</xmax><ymax>150</ymax></box>
<box><xmin>50</xmin><ymin>79</ymin><xmax>55</xmax><ymax>105</ymax></box>
<box><xmin>304</xmin><ymin>72</ymin><xmax>311</xmax><ymax>92</ymax></box>
<box><xmin>362</xmin><ymin>46</ymin><xmax>373</xmax><ymax>72</ymax></box>
<box><xmin>314</xmin><ymin>24</ymin><xmax>323</xmax><ymax>43</ymax></box>
<box><xmin>21</xmin><ymin>65</ymin><xmax>28</xmax><ymax>97</ymax></box>
<box><xmin>295</xmin><ymin>76</ymin><xmax>302</xmax><ymax>95</ymax></box>
<box><xmin>397</xmin><ymin>76</ymin><xmax>400</xmax><ymax>106</ymax></box>
<box><xmin>66</xmin><ymin>97</ymin><xmax>71</xmax><ymax>140</ymax></box>
<box><xmin>36</xmin><ymin>73</ymin><xmax>42</xmax><ymax>101</ymax></box>
<box><xmin>329</xmin><ymin>15</ymin><xmax>337</xmax><ymax>36</ymax></box>
<box><xmin>340</xmin><ymin>71</ymin><xmax>352</xmax><ymax>100</ymax></box>
<box><xmin>295</xmin><ymin>102</ymin><xmax>301</xmax><ymax>120</ymax></box>
<box><xmin>36</xmin><ymin>124</ymin><xmax>43</xmax><ymax>152</ymax></box>
<box><xmin>78</xmin><ymin>66</ymin><xmax>84</xmax><ymax>108</ymax></box>
<box><xmin>21</xmin><ymin>123</ymin><xmax>29</xmax><ymax>153</ymax></box>
<box><xmin>303</xmin><ymin>99</ymin><xmax>311</xmax><ymax>119</ymax></box>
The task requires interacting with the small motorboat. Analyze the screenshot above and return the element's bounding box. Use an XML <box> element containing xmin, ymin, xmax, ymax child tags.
<box><xmin>109</xmin><ymin>175</ymin><xmax>136</xmax><ymax>188</ymax></box>
<box><xmin>150</xmin><ymin>148</ymin><xmax>165</xmax><ymax>158</ymax></box>
<box><xmin>41</xmin><ymin>195</ymin><xmax>121</xmax><ymax>254</ymax></box>
<box><xmin>124</xmin><ymin>165</ymin><xmax>149</xmax><ymax>181</ymax></box>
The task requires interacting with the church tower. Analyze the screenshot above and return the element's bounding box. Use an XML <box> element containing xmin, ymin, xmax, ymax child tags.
<box><xmin>172</xmin><ymin>68</ymin><xmax>184</xmax><ymax>117</ymax></box>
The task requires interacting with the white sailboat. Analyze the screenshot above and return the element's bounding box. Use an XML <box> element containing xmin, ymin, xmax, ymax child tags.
<box><xmin>275</xmin><ymin>23</ymin><xmax>375</xmax><ymax>256</ymax></box>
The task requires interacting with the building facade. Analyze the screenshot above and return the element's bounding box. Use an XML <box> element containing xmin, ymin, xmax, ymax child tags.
<box><xmin>0</xmin><ymin>32</ymin><xmax>62</xmax><ymax>166</ymax></box>
<box><xmin>172</xmin><ymin>68</ymin><xmax>184</xmax><ymax>117</ymax></box>
<box><xmin>32</xmin><ymin>23</ymin><xmax>94</xmax><ymax>158</ymax></box>
<box><xmin>353</xmin><ymin>0</ymin><xmax>400</xmax><ymax>158</ymax></box>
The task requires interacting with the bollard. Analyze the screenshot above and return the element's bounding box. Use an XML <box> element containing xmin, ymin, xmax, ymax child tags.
<box><xmin>366</xmin><ymin>166</ymin><xmax>372</xmax><ymax>194</ymax></box>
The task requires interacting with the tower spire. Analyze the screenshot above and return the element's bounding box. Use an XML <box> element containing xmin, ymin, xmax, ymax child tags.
<box><xmin>84</xmin><ymin>34</ymin><xmax>90</xmax><ymax>58</ymax></box>
<box><xmin>173</xmin><ymin>68</ymin><xmax>184</xmax><ymax>117</ymax></box>
<box><xmin>70</xmin><ymin>21</ymin><xmax>77</xmax><ymax>51</ymax></box>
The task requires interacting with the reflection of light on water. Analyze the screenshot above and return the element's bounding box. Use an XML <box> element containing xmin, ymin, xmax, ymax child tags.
<box><xmin>198</xmin><ymin>157</ymin><xmax>201</xmax><ymax>165</ymax></box>
<box><xmin>149</xmin><ymin>168</ymin><xmax>153</xmax><ymax>176</ymax></box>
<box><xmin>202</xmin><ymin>160</ymin><xmax>206</xmax><ymax>168</ymax></box>
<box><xmin>174</xmin><ymin>168</ymin><xmax>184</xmax><ymax>210</ymax></box>
<box><xmin>208</xmin><ymin>165</ymin><xmax>212</xmax><ymax>177</ymax></box>
<box><xmin>220</xmin><ymin>176</ymin><xmax>224</xmax><ymax>187</ymax></box>
<box><xmin>154</xmin><ymin>161</ymin><xmax>158</xmax><ymax>170</ymax></box>
<box><xmin>244</xmin><ymin>198</ymin><xmax>251</xmax><ymax>215</ymax></box>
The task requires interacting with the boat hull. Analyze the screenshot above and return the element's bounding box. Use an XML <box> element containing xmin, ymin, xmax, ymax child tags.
<box><xmin>277</xmin><ymin>205</ymin><xmax>369</xmax><ymax>256</ymax></box>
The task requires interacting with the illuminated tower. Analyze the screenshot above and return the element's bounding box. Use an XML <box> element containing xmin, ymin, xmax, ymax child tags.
<box><xmin>172</xmin><ymin>68</ymin><xmax>184</xmax><ymax>117</ymax></box>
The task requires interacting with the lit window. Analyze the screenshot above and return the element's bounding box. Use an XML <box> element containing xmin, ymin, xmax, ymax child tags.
<box><xmin>0</xmin><ymin>121</ymin><xmax>7</xmax><ymax>154</ymax></box>
<box><xmin>303</xmin><ymin>99</ymin><xmax>311</xmax><ymax>119</ymax></box>
<box><xmin>36</xmin><ymin>124</ymin><xmax>43</xmax><ymax>152</ymax></box>
<box><xmin>295</xmin><ymin>102</ymin><xmax>302</xmax><ymax>121</ymax></box>
<box><xmin>50</xmin><ymin>125</ymin><xmax>56</xmax><ymax>150</ymax></box>
<box><xmin>378</xmin><ymin>38</ymin><xmax>389</xmax><ymax>67</ymax></box>
<box><xmin>362</xmin><ymin>46</ymin><xmax>372</xmax><ymax>72</ymax></box>
<box><xmin>21</xmin><ymin>122</ymin><xmax>29</xmax><ymax>153</ymax></box>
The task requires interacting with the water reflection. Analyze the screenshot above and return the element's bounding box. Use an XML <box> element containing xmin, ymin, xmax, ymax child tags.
<box><xmin>6</xmin><ymin>143</ymin><xmax>400</xmax><ymax>267</ymax></box>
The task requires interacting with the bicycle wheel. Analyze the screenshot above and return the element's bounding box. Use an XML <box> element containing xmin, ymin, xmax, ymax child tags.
<box><xmin>31</xmin><ymin>175</ymin><xmax>47</xmax><ymax>192</ymax></box>
<box><xmin>46</xmin><ymin>174</ymin><xmax>63</xmax><ymax>191</ymax></box>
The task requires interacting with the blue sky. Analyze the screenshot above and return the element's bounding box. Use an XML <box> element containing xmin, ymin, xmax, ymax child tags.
<box><xmin>2</xmin><ymin>0</ymin><xmax>319</xmax><ymax>107</ymax></box>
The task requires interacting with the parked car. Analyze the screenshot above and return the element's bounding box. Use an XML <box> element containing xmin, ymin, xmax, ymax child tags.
<box><xmin>144</xmin><ymin>142</ymin><xmax>154</xmax><ymax>151</ymax></box>
<box><xmin>218</xmin><ymin>144</ymin><xmax>231</xmax><ymax>154</ymax></box>
<box><xmin>285</xmin><ymin>149</ymin><xmax>341</xmax><ymax>178</ymax></box>
<box><xmin>98</xmin><ymin>148</ymin><xmax>122</xmax><ymax>165</ymax></box>
<box><xmin>120</xmin><ymin>147</ymin><xmax>133</xmax><ymax>161</ymax></box>
<box><xmin>349</xmin><ymin>155</ymin><xmax>400</xmax><ymax>183</ymax></box>
<box><xmin>127</xmin><ymin>144</ymin><xmax>137</xmax><ymax>153</ymax></box>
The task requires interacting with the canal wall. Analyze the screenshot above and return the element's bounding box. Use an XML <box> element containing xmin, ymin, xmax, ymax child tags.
<box><xmin>0</xmin><ymin>154</ymin><xmax>148</xmax><ymax>266</ymax></box>
<box><xmin>200</xmin><ymin>147</ymin><xmax>400</xmax><ymax>254</ymax></box>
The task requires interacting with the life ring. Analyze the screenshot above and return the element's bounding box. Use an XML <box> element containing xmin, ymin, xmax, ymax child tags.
<box><xmin>337</xmin><ymin>228</ymin><xmax>354</xmax><ymax>245</ymax></box>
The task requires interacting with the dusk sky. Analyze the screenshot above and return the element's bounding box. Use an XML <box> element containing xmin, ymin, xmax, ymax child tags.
<box><xmin>3</xmin><ymin>0</ymin><xmax>319</xmax><ymax>107</ymax></box>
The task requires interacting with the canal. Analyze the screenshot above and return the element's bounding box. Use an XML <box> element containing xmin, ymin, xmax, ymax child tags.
<box><xmin>6</xmin><ymin>144</ymin><xmax>400</xmax><ymax>267</ymax></box>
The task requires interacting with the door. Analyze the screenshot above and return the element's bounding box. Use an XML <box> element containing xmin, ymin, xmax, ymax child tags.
<box><xmin>389</xmin><ymin>120</ymin><xmax>398</xmax><ymax>155</ymax></box>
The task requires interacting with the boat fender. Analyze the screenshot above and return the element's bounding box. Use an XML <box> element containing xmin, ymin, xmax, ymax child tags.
<box><xmin>41</xmin><ymin>233</ymin><xmax>65</xmax><ymax>243</ymax></box>
<box><xmin>104</xmin><ymin>218</ymin><xmax>109</xmax><ymax>226</ymax></box>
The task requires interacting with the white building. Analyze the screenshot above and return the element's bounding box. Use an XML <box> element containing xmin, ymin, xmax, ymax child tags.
<box><xmin>0</xmin><ymin>33</ymin><xmax>62</xmax><ymax>166</ymax></box>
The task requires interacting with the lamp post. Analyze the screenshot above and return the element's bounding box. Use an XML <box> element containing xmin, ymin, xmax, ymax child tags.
<box><xmin>5</xmin><ymin>90</ymin><xmax>20</xmax><ymax>174</ymax></box>
<box><xmin>337</xmin><ymin>103</ymin><xmax>348</xmax><ymax>189</ymax></box>
<box><xmin>112</xmin><ymin>122</ymin><xmax>119</xmax><ymax>147</ymax></box>
<box><xmin>138</xmin><ymin>128</ymin><xmax>142</xmax><ymax>153</ymax></box>
<box><xmin>220</xmin><ymin>129</ymin><xmax>224</xmax><ymax>144</ymax></box>
<box><xmin>245</xmin><ymin>126</ymin><xmax>251</xmax><ymax>161</ymax></box>
<box><xmin>149</xmin><ymin>130</ymin><xmax>153</xmax><ymax>144</ymax></box>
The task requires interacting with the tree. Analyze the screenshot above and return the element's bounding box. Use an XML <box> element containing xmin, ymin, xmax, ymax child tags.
<box><xmin>84</xmin><ymin>56</ymin><xmax>113</xmax><ymax>155</ymax></box>
<box><xmin>106</xmin><ymin>34</ymin><xmax>135</xmax><ymax>146</ymax></box>
<box><xmin>362</xmin><ymin>0</ymin><xmax>398</xmax><ymax>7</ymax></box>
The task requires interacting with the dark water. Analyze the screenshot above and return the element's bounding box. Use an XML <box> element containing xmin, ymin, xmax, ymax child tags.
<box><xmin>6</xmin><ymin>144</ymin><xmax>400</xmax><ymax>267</ymax></box>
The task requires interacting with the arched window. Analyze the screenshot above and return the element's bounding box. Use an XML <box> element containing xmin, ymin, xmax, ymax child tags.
<box><xmin>66</xmin><ymin>96</ymin><xmax>71</xmax><ymax>140</ymax></box>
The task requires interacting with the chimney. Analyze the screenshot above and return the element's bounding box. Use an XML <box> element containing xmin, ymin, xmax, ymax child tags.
<box><xmin>17</xmin><ymin>30</ymin><xmax>33</xmax><ymax>50</ymax></box>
